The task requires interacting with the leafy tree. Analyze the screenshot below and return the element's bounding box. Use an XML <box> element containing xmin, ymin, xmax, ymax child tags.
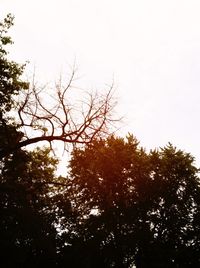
<box><xmin>0</xmin><ymin>14</ymin><xmax>28</xmax><ymax>115</ymax></box>
<box><xmin>0</xmin><ymin>13</ymin><xmax>116</xmax><ymax>267</ymax></box>
<box><xmin>68</xmin><ymin>136</ymin><xmax>200</xmax><ymax>267</ymax></box>
<box><xmin>0</xmin><ymin>14</ymin><xmax>77</xmax><ymax>267</ymax></box>
<box><xmin>0</xmin><ymin>14</ymin><xmax>28</xmax><ymax>161</ymax></box>
<box><xmin>0</xmin><ymin>147</ymin><xmax>61</xmax><ymax>267</ymax></box>
<box><xmin>141</xmin><ymin>144</ymin><xmax>200</xmax><ymax>267</ymax></box>
<box><xmin>0</xmin><ymin>16</ymin><xmax>60</xmax><ymax>266</ymax></box>
<box><xmin>67</xmin><ymin>135</ymin><xmax>149</xmax><ymax>267</ymax></box>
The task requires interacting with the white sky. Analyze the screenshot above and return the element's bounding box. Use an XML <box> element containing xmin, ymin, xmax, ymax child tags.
<box><xmin>1</xmin><ymin>0</ymin><xmax>200</xmax><ymax>166</ymax></box>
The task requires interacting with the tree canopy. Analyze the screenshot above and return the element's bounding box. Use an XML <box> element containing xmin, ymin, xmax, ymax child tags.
<box><xmin>0</xmin><ymin>14</ymin><xmax>200</xmax><ymax>268</ymax></box>
<box><xmin>67</xmin><ymin>136</ymin><xmax>200</xmax><ymax>267</ymax></box>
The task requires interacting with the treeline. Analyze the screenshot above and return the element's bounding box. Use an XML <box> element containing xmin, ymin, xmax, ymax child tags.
<box><xmin>1</xmin><ymin>15</ymin><xmax>200</xmax><ymax>267</ymax></box>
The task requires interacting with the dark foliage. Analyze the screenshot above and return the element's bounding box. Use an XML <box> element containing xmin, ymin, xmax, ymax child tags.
<box><xmin>67</xmin><ymin>136</ymin><xmax>200</xmax><ymax>267</ymax></box>
<box><xmin>0</xmin><ymin>149</ymin><xmax>59</xmax><ymax>267</ymax></box>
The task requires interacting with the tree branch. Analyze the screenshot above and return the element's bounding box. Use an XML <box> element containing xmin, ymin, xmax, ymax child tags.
<box><xmin>1</xmin><ymin>69</ymin><xmax>118</xmax><ymax>159</ymax></box>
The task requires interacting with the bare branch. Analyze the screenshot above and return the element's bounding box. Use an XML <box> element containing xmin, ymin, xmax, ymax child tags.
<box><xmin>0</xmin><ymin>68</ymin><xmax>119</xmax><ymax>159</ymax></box>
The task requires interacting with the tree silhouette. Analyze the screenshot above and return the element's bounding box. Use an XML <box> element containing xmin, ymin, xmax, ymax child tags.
<box><xmin>67</xmin><ymin>136</ymin><xmax>200</xmax><ymax>267</ymax></box>
<box><xmin>0</xmin><ymin>14</ymin><xmax>117</xmax><ymax>267</ymax></box>
<box><xmin>0</xmin><ymin>148</ymin><xmax>61</xmax><ymax>267</ymax></box>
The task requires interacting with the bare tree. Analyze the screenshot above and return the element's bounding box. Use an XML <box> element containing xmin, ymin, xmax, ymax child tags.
<box><xmin>0</xmin><ymin>68</ymin><xmax>117</xmax><ymax>158</ymax></box>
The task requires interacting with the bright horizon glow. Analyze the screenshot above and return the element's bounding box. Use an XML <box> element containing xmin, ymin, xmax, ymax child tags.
<box><xmin>2</xmin><ymin>0</ymin><xmax>200</xmax><ymax>168</ymax></box>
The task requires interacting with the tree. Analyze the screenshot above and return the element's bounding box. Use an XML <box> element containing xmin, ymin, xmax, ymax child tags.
<box><xmin>0</xmin><ymin>14</ymin><xmax>28</xmax><ymax>116</ymax></box>
<box><xmin>67</xmin><ymin>135</ymin><xmax>200</xmax><ymax>267</ymax></box>
<box><xmin>0</xmin><ymin>13</ymin><xmax>117</xmax><ymax>267</ymax></box>
<box><xmin>0</xmin><ymin>147</ymin><xmax>62</xmax><ymax>267</ymax></box>
<box><xmin>67</xmin><ymin>135</ymin><xmax>149</xmax><ymax>267</ymax></box>
<box><xmin>0</xmin><ymin>14</ymin><xmax>29</xmax><ymax>161</ymax></box>
<box><xmin>141</xmin><ymin>144</ymin><xmax>200</xmax><ymax>267</ymax></box>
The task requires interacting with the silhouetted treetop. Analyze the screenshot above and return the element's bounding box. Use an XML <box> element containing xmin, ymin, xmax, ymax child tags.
<box><xmin>68</xmin><ymin>136</ymin><xmax>200</xmax><ymax>267</ymax></box>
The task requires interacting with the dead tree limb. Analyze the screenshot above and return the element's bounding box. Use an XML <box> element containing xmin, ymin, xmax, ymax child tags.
<box><xmin>0</xmin><ymin>69</ymin><xmax>118</xmax><ymax>158</ymax></box>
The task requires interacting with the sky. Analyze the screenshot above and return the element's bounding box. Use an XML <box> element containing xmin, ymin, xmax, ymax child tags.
<box><xmin>1</xmin><ymin>0</ymin><xmax>200</xmax><ymax>166</ymax></box>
